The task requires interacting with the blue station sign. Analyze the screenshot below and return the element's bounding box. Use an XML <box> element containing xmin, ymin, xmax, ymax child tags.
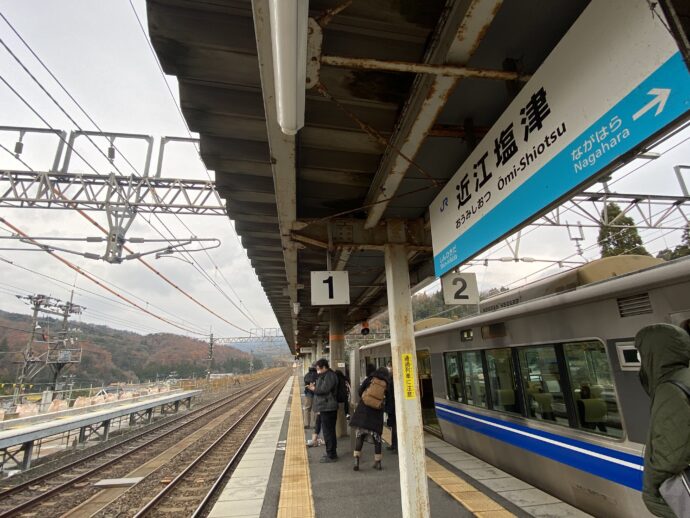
<box><xmin>429</xmin><ymin>0</ymin><xmax>690</xmax><ymax>277</ymax></box>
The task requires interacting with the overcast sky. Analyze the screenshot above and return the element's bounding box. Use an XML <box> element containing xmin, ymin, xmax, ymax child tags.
<box><xmin>0</xmin><ymin>1</ymin><xmax>688</xmax><ymax>336</ymax></box>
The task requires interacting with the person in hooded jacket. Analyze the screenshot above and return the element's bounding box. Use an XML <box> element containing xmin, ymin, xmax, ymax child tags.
<box><xmin>635</xmin><ymin>322</ymin><xmax>690</xmax><ymax>517</ymax></box>
<box><xmin>350</xmin><ymin>366</ymin><xmax>390</xmax><ymax>471</ymax></box>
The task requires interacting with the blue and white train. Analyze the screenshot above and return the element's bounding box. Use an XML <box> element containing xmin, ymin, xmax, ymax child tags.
<box><xmin>359</xmin><ymin>255</ymin><xmax>690</xmax><ymax>517</ymax></box>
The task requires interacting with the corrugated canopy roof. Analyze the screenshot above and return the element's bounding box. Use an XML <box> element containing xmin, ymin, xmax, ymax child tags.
<box><xmin>146</xmin><ymin>0</ymin><xmax>589</xmax><ymax>351</ymax></box>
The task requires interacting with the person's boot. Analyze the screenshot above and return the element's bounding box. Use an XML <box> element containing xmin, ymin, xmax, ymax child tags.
<box><xmin>373</xmin><ymin>453</ymin><xmax>382</xmax><ymax>470</ymax></box>
<box><xmin>353</xmin><ymin>453</ymin><xmax>360</xmax><ymax>471</ymax></box>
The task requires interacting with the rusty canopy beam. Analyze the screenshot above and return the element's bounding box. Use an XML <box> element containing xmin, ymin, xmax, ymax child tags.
<box><xmin>362</xmin><ymin>0</ymin><xmax>505</xmax><ymax>230</ymax></box>
<box><xmin>321</xmin><ymin>54</ymin><xmax>529</xmax><ymax>81</ymax></box>
<box><xmin>290</xmin><ymin>218</ymin><xmax>431</xmax><ymax>252</ymax></box>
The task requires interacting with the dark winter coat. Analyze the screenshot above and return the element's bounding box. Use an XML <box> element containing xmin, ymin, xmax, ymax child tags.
<box><xmin>385</xmin><ymin>378</ymin><xmax>396</xmax><ymax>427</ymax></box>
<box><xmin>313</xmin><ymin>369</ymin><xmax>338</xmax><ymax>412</ymax></box>
<box><xmin>304</xmin><ymin>368</ymin><xmax>317</xmax><ymax>396</ymax></box>
<box><xmin>349</xmin><ymin>372</ymin><xmax>388</xmax><ymax>435</ymax></box>
<box><xmin>635</xmin><ymin>324</ymin><xmax>690</xmax><ymax>518</ymax></box>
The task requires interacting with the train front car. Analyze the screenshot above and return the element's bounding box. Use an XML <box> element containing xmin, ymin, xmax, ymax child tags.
<box><xmin>361</xmin><ymin>255</ymin><xmax>690</xmax><ymax>517</ymax></box>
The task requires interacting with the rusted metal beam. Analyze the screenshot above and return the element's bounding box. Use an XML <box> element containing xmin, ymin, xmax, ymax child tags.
<box><xmin>321</xmin><ymin>54</ymin><xmax>529</xmax><ymax>81</ymax></box>
<box><xmin>291</xmin><ymin>217</ymin><xmax>431</xmax><ymax>251</ymax></box>
<box><xmin>362</xmin><ymin>0</ymin><xmax>505</xmax><ymax>230</ymax></box>
<box><xmin>428</xmin><ymin>123</ymin><xmax>490</xmax><ymax>139</ymax></box>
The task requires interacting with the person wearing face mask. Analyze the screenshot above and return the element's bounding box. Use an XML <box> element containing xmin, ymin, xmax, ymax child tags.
<box><xmin>635</xmin><ymin>321</ymin><xmax>690</xmax><ymax>517</ymax></box>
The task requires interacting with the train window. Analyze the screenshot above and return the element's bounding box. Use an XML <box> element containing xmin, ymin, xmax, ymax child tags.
<box><xmin>444</xmin><ymin>352</ymin><xmax>462</xmax><ymax>402</ymax></box>
<box><xmin>564</xmin><ymin>341</ymin><xmax>624</xmax><ymax>438</ymax></box>
<box><xmin>486</xmin><ymin>348</ymin><xmax>521</xmax><ymax>415</ymax></box>
<box><xmin>461</xmin><ymin>351</ymin><xmax>487</xmax><ymax>408</ymax></box>
<box><xmin>518</xmin><ymin>346</ymin><xmax>569</xmax><ymax>427</ymax></box>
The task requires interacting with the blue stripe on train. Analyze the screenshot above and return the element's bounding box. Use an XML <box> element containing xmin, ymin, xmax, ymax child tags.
<box><xmin>435</xmin><ymin>402</ymin><xmax>644</xmax><ymax>491</ymax></box>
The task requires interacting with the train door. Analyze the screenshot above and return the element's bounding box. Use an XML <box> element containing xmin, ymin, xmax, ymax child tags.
<box><xmin>417</xmin><ymin>350</ymin><xmax>440</xmax><ymax>433</ymax></box>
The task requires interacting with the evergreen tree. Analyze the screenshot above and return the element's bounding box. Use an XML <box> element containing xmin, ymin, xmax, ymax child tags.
<box><xmin>656</xmin><ymin>225</ymin><xmax>690</xmax><ymax>260</ymax></box>
<box><xmin>598</xmin><ymin>202</ymin><xmax>649</xmax><ymax>257</ymax></box>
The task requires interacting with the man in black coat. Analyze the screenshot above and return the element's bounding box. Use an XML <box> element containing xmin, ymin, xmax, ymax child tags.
<box><xmin>312</xmin><ymin>358</ymin><xmax>339</xmax><ymax>462</ymax></box>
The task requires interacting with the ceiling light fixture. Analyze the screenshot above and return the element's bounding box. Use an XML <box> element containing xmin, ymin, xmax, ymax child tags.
<box><xmin>267</xmin><ymin>0</ymin><xmax>309</xmax><ymax>135</ymax></box>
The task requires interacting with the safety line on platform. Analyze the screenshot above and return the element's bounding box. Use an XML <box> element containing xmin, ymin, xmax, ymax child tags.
<box><xmin>276</xmin><ymin>377</ymin><xmax>315</xmax><ymax>518</ymax></box>
<box><xmin>426</xmin><ymin>457</ymin><xmax>514</xmax><ymax>517</ymax></box>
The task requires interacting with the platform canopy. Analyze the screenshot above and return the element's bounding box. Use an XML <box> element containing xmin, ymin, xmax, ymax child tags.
<box><xmin>145</xmin><ymin>0</ymin><xmax>688</xmax><ymax>352</ymax></box>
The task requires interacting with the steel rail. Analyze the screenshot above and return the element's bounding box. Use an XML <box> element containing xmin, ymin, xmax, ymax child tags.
<box><xmin>0</xmin><ymin>375</ymin><xmax>277</xmax><ymax>517</ymax></box>
<box><xmin>133</xmin><ymin>375</ymin><xmax>288</xmax><ymax>517</ymax></box>
<box><xmin>190</xmin><ymin>384</ymin><xmax>281</xmax><ymax>518</ymax></box>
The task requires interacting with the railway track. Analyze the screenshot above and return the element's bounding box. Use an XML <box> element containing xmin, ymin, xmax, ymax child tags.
<box><xmin>96</xmin><ymin>375</ymin><xmax>288</xmax><ymax>517</ymax></box>
<box><xmin>0</xmin><ymin>373</ymin><xmax>283</xmax><ymax>518</ymax></box>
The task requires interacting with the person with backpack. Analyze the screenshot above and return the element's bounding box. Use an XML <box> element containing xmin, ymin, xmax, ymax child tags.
<box><xmin>349</xmin><ymin>366</ymin><xmax>389</xmax><ymax>471</ymax></box>
<box><xmin>334</xmin><ymin>369</ymin><xmax>351</xmax><ymax>419</ymax></box>
<box><xmin>313</xmin><ymin>358</ymin><xmax>339</xmax><ymax>462</ymax></box>
<box><xmin>303</xmin><ymin>364</ymin><xmax>318</xmax><ymax>429</ymax></box>
<box><xmin>635</xmin><ymin>321</ymin><xmax>690</xmax><ymax>517</ymax></box>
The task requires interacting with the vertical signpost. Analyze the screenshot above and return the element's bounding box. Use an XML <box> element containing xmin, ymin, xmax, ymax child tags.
<box><xmin>430</xmin><ymin>0</ymin><xmax>690</xmax><ymax>277</ymax></box>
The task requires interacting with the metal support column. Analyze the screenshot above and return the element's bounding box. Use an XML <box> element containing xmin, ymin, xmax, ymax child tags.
<box><xmin>329</xmin><ymin>308</ymin><xmax>348</xmax><ymax>438</ymax></box>
<box><xmin>384</xmin><ymin>220</ymin><xmax>430</xmax><ymax>518</ymax></box>
<box><xmin>102</xmin><ymin>419</ymin><xmax>111</xmax><ymax>441</ymax></box>
<box><xmin>20</xmin><ymin>441</ymin><xmax>34</xmax><ymax>470</ymax></box>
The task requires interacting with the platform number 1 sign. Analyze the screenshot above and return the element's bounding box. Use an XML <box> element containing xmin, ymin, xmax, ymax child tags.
<box><xmin>441</xmin><ymin>272</ymin><xmax>479</xmax><ymax>306</ymax></box>
<box><xmin>310</xmin><ymin>271</ymin><xmax>350</xmax><ymax>306</ymax></box>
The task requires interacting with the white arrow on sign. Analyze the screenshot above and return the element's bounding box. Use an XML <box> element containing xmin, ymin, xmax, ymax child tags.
<box><xmin>632</xmin><ymin>88</ymin><xmax>670</xmax><ymax>120</ymax></box>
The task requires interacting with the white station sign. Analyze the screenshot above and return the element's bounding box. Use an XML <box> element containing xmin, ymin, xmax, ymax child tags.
<box><xmin>429</xmin><ymin>0</ymin><xmax>690</xmax><ymax>277</ymax></box>
<box><xmin>310</xmin><ymin>271</ymin><xmax>350</xmax><ymax>305</ymax></box>
<box><xmin>441</xmin><ymin>272</ymin><xmax>480</xmax><ymax>306</ymax></box>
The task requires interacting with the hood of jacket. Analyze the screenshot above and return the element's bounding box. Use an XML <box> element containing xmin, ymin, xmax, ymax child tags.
<box><xmin>372</xmin><ymin>367</ymin><xmax>390</xmax><ymax>382</ymax></box>
<box><xmin>635</xmin><ymin>323</ymin><xmax>690</xmax><ymax>398</ymax></box>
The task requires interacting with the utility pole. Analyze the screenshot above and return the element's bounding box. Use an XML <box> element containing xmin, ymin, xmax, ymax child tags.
<box><xmin>49</xmin><ymin>291</ymin><xmax>84</xmax><ymax>391</ymax></box>
<box><xmin>207</xmin><ymin>333</ymin><xmax>214</xmax><ymax>381</ymax></box>
<box><xmin>14</xmin><ymin>294</ymin><xmax>57</xmax><ymax>403</ymax></box>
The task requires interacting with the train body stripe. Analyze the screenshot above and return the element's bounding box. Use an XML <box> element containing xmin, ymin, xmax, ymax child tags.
<box><xmin>435</xmin><ymin>402</ymin><xmax>644</xmax><ymax>490</ymax></box>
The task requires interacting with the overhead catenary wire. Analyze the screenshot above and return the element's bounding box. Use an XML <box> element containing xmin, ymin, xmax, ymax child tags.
<box><xmin>0</xmin><ymin>139</ymin><xmax>250</xmax><ymax>335</ymax></box>
<box><xmin>0</xmin><ymin>225</ymin><xmax>207</xmax><ymax>333</ymax></box>
<box><xmin>0</xmin><ymin>216</ymin><xmax>206</xmax><ymax>336</ymax></box>
<box><xmin>126</xmin><ymin>0</ymin><xmax>261</xmax><ymax>326</ymax></box>
<box><xmin>0</xmin><ymin>19</ymin><xmax>255</xmax><ymax>332</ymax></box>
<box><xmin>499</xmin><ymin>212</ymin><xmax>687</xmax><ymax>291</ymax></box>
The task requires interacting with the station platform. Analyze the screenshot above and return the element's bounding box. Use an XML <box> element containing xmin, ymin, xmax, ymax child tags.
<box><xmin>0</xmin><ymin>389</ymin><xmax>200</xmax><ymax>470</ymax></box>
<box><xmin>208</xmin><ymin>377</ymin><xmax>592</xmax><ymax>518</ymax></box>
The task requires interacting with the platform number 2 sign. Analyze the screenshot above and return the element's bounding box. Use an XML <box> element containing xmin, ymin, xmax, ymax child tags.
<box><xmin>311</xmin><ymin>271</ymin><xmax>350</xmax><ymax>306</ymax></box>
<box><xmin>441</xmin><ymin>272</ymin><xmax>479</xmax><ymax>306</ymax></box>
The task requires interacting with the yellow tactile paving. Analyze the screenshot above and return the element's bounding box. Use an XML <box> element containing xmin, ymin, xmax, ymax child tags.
<box><xmin>426</xmin><ymin>457</ymin><xmax>515</xmax><ymax>516</ymax></box>
<box><xmin>276</xmin><ymin>377</ymin><xmax>315</xmax><ymax>518</ymax></box>
<box><xmin>382</xmin><ymin>428</ymin><xmax>514</xmax><ymax>516</ymax></box>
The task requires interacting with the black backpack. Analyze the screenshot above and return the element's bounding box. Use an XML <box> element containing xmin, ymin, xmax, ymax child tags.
<box><xmin>335</xmin><ymin>371</ymin><xmax>349</xmax><ymax>403</ymax></box>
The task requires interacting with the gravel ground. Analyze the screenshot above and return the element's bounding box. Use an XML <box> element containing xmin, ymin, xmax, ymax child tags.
<box><xmin>0</xmin><ymin>376</ymin><xmax>279</xmax><ymax>518</ymax></box>
<box><xmin>94</xmin><ymin>378</ymin><xmax>286</xmax><ymax>517</ymax></box>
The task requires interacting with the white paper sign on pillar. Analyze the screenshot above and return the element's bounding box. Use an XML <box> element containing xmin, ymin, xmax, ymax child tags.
<box><xmin>310</xmin><ymin>271</ymin><xmax>350</xmax><ymax>305</ymax></box>
<box><xmin>441</xmin><ymin>272</ymin><xmax>480</xmax><ymax>305</ymax></box>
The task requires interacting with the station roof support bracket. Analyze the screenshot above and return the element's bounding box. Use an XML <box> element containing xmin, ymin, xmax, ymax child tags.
<box><xmin>290</xmin><ymin>218</ymin><xmax>431</xmax><ymax>252</ymax></box>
